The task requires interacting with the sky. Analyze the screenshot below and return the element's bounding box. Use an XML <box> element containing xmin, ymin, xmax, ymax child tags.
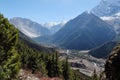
<box><xmin>0</xmin><ymin>0</ymin><xmax>101</xmax><ymax>23</ymax></box>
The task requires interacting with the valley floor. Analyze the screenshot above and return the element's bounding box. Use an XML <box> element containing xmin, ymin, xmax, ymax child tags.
<box><xmin>58</xmin><ymin>49</ymin><xmax>105</xmax><ymax>76</ymax></box>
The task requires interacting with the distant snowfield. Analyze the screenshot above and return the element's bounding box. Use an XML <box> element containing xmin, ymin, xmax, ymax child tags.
<box><xmin>41</xmin><ymin>21</ymin><xmax>67</xmax><ymax>29</ymax></box>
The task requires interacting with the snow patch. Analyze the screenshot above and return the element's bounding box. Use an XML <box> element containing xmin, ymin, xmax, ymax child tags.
<box><xmin>101</xmin><ymin>12</ymin><xmax>120</xmax><ymax>21</ymax></box>
<box><xmin>101</xmin><ymin>16</ymin><xmax>115</xmax><ymax>20</ymax></box>
<box><xmin>115</xmin><ymin>12</ymin><xmax>120</xmax><ymax>17</ymax></box>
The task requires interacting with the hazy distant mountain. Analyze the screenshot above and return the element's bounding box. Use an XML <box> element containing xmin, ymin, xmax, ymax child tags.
<box><xmin>10</xmin><ymin>17</ymin><xmax>51</xmax><ymax>38</ymax></box>
<box><xmin>42</xmin><ymin>21</ymin><xmax>66</xmax><ymax>34</ymax></box>
<box><xmin>51</xmin><ymin>12</ymin><xmax>116</xmax><ymax>50</ymax></box>
<box><xmin>92</xmin><ymin>0</ymin><xmax>120</xmax><ymax>17</ymax></box>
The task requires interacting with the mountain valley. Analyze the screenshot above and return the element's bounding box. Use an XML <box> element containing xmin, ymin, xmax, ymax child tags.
<box><xmin>1</xmin><ymin>0</ymin><xmax>120</xmax><ymax>80</ymax></box>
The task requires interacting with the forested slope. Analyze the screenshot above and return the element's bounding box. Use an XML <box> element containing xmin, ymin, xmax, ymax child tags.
<box><xmin>0</xmin><ymin>14</ymin><xmax>91</xmax><ymax>80</ymax></box>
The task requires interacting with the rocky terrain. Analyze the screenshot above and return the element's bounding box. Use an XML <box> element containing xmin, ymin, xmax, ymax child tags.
<box><xmin>58</xmin><ymin>49</ymin><xmax>105</xmax><ymax>76</ymax></box>
<box><xmin>105</xmin><ymin>43</ymin><xmax>120</xmax><ymax>80</ymax></box>
<box><xmin>17</xmin><ymin>69</ymin><xmax>61</xmax><ymax>80</ymax></box>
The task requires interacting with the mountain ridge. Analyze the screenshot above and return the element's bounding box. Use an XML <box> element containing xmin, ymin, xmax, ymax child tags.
<box><xmin>92</xmin><ymin>0</ymin><xmax>120</xmax><ymax>17</ymax></box>
<box><xmin>10</xmin><ymin>17</ymin><xmax>51</xmax><ymax>38</ymax></box>
<box><xmin>51</xmin><ymin>12</ymin><xmax>116</xmax><ymax>50</ymax></box>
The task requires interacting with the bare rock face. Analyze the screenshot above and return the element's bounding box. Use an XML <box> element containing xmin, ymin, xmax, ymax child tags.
<box><xmin>105</xmin><ymin>43</ymin><xmax>120</xmax><ymax>80</ymax></box>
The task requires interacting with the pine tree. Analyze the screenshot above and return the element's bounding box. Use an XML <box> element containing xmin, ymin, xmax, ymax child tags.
<box><xmin>0</xmin><ymin>14</ymin><xmax>20</xmax><ymax>79</ymax></box>
<box><xmin>91</xmin><ymin>69</ymin><xmax>99</xmax><ymax>80</ymax></box>
<box><xmin>46</xmin><ymin>58</ymin><xmax>53</xmax><ymax>77</ymax></box>
<box><xmin>62</xmin><ymin>57</ymin><xmax>71</xmax><ymax>80</ymax></box>
<box><xmin>53</xmin><ymin>52</ymin><xmax>59</xmax><ymax>77</ymax></box>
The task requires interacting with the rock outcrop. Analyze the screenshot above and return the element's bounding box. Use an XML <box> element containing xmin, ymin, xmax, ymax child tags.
<box><xmin>105</xmin><ymin>43</ymin><xmax>120</xmax><ymax>80</ymax></box>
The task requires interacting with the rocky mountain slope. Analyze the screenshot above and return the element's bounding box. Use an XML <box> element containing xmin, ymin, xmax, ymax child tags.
<box><xmin>105</xmin><ymin>43</ymin><xmax>120</xmax><ymax>80</ymax></box>
<box><xmin>89</xmin><ymin>41</ymin><xmax>118</xmax><ymax>58</ymax></box>
<box><xmin>101</xmin><ymin>12</ymin><xmax>120</xmax><ymax>34</ymax></box>
<box><xmin>10</xmin><ymin>17</ymin><xmax>51</xmax><ymax>38</ymax></box>
<box><xmin>88</xmin><ymin>0</ymin><xmax>120</xmax><ymax>58</ymax></box>
<box><xmin>51</xmin><ymin>12</ymin><xmax>116</xmax><ymax>50</ymax></box>
<box><xmin>92</xmin><ymin>0</ymin><xmax>120</xmax><ymax>34</ymax></box>
<box><xmin>92</xmin><ymin>0</ymin><xmax>120</xmax><ymax>17</ymax></box>
<box><xmin>10</xmin><ymin>18</ymin><xmax>65</xmax><ymax>38</ymax></box>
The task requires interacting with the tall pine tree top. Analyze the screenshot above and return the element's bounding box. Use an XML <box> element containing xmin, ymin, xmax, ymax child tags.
<box><xmin>0</xmin><ymin>14</ymin><xmax>20</xmax><ymax>79</ymax></box>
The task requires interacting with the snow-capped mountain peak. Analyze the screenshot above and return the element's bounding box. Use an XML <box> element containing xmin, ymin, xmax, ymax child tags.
<box><xmin>91</xmin><ymin>0</ymin><xmax>120</xmax><ymax>34</ymax></box>
<box><xmin>41</xmin><ymin>21</ymin><xmax>67</xmax><ymax>29</ymax></box>
<box><xmin>41</xmin><ymin>21</ymin><xmax>67</xmax><ymax>34</ymax></box>
<box><xmin>91</xmin><ymin>0</ymin><xmax>120</xmax><ymax>17</ymax></box>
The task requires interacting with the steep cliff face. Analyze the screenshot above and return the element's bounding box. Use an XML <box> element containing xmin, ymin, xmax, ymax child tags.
<box><xmin>105</xmin><ymin>43</ymin><xmax>120</xmax><ymax>80</ymax></box>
